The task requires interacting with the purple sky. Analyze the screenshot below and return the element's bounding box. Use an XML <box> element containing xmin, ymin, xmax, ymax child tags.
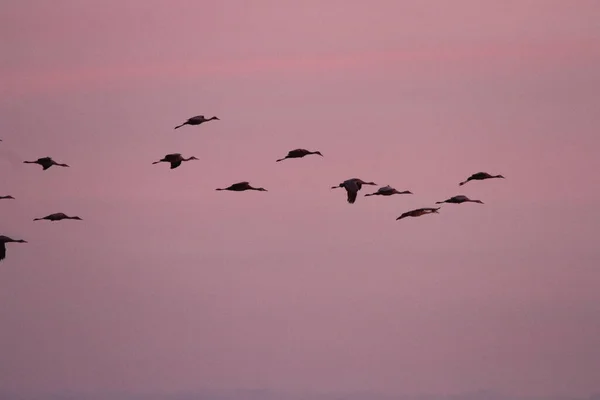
<box><xmin>1</xmin><ymin>0</ymin><xmax>599</xmax><ymax>396</ymax></box>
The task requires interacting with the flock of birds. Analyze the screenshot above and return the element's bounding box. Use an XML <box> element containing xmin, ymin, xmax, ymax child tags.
<box><xmin>0</xmin><ymin>114</ymin><xmax>505</xmax><ymax>262</ymax></box>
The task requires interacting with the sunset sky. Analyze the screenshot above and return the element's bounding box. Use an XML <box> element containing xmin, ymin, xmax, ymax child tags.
<box><xmin>1</xmin><ymin>0</ymin><xmax>599</xmax><ymax>397</ymax></box>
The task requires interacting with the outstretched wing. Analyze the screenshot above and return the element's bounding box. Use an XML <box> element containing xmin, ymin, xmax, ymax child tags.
<box><xmin>0</xmin><ymin>243</ymin><xmax>6</xmax><ymax>261</ymax></box>
<box><xmin>170</xmin><ymin>160</ymin><xmax>182</xmax><ymax>169</ymax></box>
<box><xmin>347</xmin><ymin>189</ymin><xmax>358</xmax><ymax>204</ymax></box>
<box><xmin>396</xmin><ymin>211</ymin><xmax>410</xmax><ymax>220</ymax></box>
<box><xmin>289</xmin><ymin>149</ymin><xmax>308</xmax><ymax>156</ymax></box>
<box><xmin>345</xmin><ymin>180</ymin><xmax>359</xmax><ymax>204</ymax></box>
<box><xmin>164</xmin><ymin>153</ymin><xmax>181</xmax><ymax>160</ymax></box>
<box><xmin>228</xmin><ymin>182</ymin><xmax>250</xmax><ymax>190</ymax></box>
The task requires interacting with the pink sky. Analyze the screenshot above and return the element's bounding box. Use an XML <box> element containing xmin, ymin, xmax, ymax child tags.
<box><xmin>1</xmin><ymin>0</ymin><xmax>599</xmax><ymax>397</ymax></box>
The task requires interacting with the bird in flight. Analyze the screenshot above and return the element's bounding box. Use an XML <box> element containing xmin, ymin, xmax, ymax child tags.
<box><xmin>152</xmin><ymin>153</ymin><xmax>199</xmax><ymax>169</ymax></box>
<box><xmin>216</xmin><ymin>181</ymin><xmax>268</xmax><ymax>192</ymax></box>
<box><xmin>23</xmin><ymin>157</ymin><xmax>70</xmax><ymax>170</ymax></box>
<box><xmin>276</xmin><ymin>148</ymin><xmax>323</xmax><ymax>162</ymax></box>
<box><xmin>0</xmin><ymin>195</ymin><xmax>15</xmax><ymax>200</ymax></box>
<box><xmin>436</xmin><ymin>195</ymin><xmax>484</xmax><ymax>204</ymax></box>
<box><xmin>0</xmin><ymin>235</ymin><xmax>27</xmax><ymax>262</ymax></box>
<box><xmin>459</xmin><ymin>172</ymin><xmax>505</xmax><ymax>186</ymax></box>
<box><xmin>365</xmin><ymin>185</ymin><xmax>412</xmax><ymax>197</ymax></box>
<box><xmin>33</xmin><ymin>213</ymin><xmax>83</xmax><ymax>222</ymax></box>
<box><xmin>331</xmin><ymin>178</ymin><xmax>377</xmax><ymax>204</ymax></box>
<box><xmin>174</xmin><ymin>115</ymin><xmax>220</xmax><ymax>129</ymax></box>
<box><xmin>396</xmin><ymin>207</ymin><xmax>440</xmax><ymax>220</ymax></box>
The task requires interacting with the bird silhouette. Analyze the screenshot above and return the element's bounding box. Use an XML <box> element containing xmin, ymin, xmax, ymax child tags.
<box><xmin>396</xmin><ymin>207</ymin><xmax>440</xmax><ymax>220</ymax></box>
<box><xmin>365</xmin><ymin>185</ymin><xmax>412</xmax><ymax>197</ymax></box>
<box><xmin>152</xmin><ymin>153</ymin><xmax>199</xmax><ymax>169</ymax></box>
<box><xmin>0</xmin><ymin>195</ymin><xmax>15</xmax><ymax>200</ymax></box>
<box><xmin>0</xmin><ymin>235</ymin><xmax>27</xmax><ymax>262</ymax></box>
<box><xmin>436</xmin><ymin>195</ymin><xmax>484</xmax><ymax>204</ymax></box>
<box><xmin>276</xmin><ymin>148</ymin><xmax>323</xmax><ymax>162</ymax></box>
<box><xmin>331</xmin><ymin>178</ymin><xmax>377</xmax><ymax>204</ymax></box>
<box><xmin>23</xmin><ymin>157</ymin><xmax>69</xmax><ymax>170</ymax></box>
<box><xmin>33</xmin><ymin>213</ymin><xmax>83</xmax><ymax>222</ymax></box>
<box><xmin>216</xmin><ymin>181</ymin><xmax>267</xmax><ymax>192</ymax></box>
<box><xmin>459</xmin><ymin>172</ymin><xmax>504</xmax><ymax>186</ymax></box>
<box><xmin>174</xmin><ymin>115</ymin><xmax>219</xmax><ymax>129</ymax></box>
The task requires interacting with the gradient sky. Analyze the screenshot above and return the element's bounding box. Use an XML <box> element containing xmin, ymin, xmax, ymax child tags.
<box><xmin>1</xmin><ymin>0</ymin><xmax>599</xmax><ymax>397</ymax></box>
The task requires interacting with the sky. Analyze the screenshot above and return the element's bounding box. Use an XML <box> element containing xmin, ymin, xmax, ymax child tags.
<box><xmin>1</xmin><ymin>0</ymin><xmax>599</xmax><ymax>397</ymax></box>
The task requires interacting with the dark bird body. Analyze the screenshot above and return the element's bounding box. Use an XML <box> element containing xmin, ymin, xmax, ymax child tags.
<box><xmin>459</xmin><ymin>172</ymin><xmax>504</xmax><ymax>186</ymax></box>
<box><xmin>365</xmin><ymin>185</ymin><xmax>412</xmax><ymax>197</ymax></box>
<box><xmin>436</xmin><ymin>195</ymin><xmax>484</xmax><ymax>204</ymax></box>
<box><xmin>174</xmin><ymin>115</ymin><xmax>219</xmax><ymax>129</ymax></box>
<box><xmin>34</xmin><ymin>212</ymin><xmax>83</xmax><ymax>222</ymax></box>
<box><xmin>152</xmin><ymin>153</ymin><xmax>198</xmax><ymax>169</ymax></box>
<box><xmin>396</xmin><ymin>207</ymin><xmax>440</xmax><ymax>220</ymax></box>
<box><xmin>0</xmin><ymin>235</ymin><xmax>27</xmax><ymax>262</ymax></box>
<box><xmin>0</xmin><ymin>195</ymin><xmax>15</xmax><ymax>200</ymax></box>
<box><xmin>216</xmin><ymin>181</ymin><xmax>267</xmax><ymax>192</ymax></box>
<box><xmin>23</xmin><ymin>157</ymin><xmax>69</xmax><ymax>170</ymax></box>
<box><xmin>276</xmin><ymin>148</ymin><xmax>323</xmax><ymax>162</ymax></box>
<box><xmin>331</xmin><ymin>178</ymin><xmax>377</xmax><ymax>204</ymax></box>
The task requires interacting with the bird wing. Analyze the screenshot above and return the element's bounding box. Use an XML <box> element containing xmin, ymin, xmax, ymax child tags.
<box><xmin>47</xmin><ymin>213</ymin><xmax>64</xmax><ymax>219</ymax></box>
<box><xmin>228</xmin><ymin>182</ymin><xmax>250</xmax><ymax>190</ymax></box>
<box><xmin>347</xmin><ymin>189</ymin><xmax>358</xmax><ymax>204</ymax></box>
<box><xmin>164</xmin><ymin>153</ymin><xmax>181</xmax><ymax>160</ymax></box>
<box><xmin>344</xmin><ymin>180</ymin><xmax>359</xmax><ymax>203</ymax></box>
<box><xmin>397</xmin><ymin>211</ymin><xmax>411</xmax><ymax>219</ymax></box>
<box><xmin>190</xmin><ymin>115</ymin><xmax>205</xmax><ymax>122</ymax></box>
<box><xmin>170</xmin><ymin>160</ymin><xmax>182</xmax><ymax>169</ymax></box>
<box><xmin>0</xmin><ymin>243</ymin><xmax>5</xmax><ymax>261</ymax></box>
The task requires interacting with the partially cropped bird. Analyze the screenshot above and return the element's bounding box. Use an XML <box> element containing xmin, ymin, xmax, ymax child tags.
<box><xmin>436</xmin><ymin>195</ymin><xmax>484</xmax><ymax>204</ymax></box>
<box><xmin>365</xmin><ymin>185</ymin><xmax>412</xmax><ymax>197</ymax></box>
<box><xmin>152</xmin><ymin>153</ymin><xmax>199</xmax><ymax>169</ymax></box>
<box><xmin>396</xmin><ymin>207</ymin><xmax>440</xmax><ymax>220</ymax></box>
<box><xmin>174</xmin><ymin>115</ymin><xmax>220</xmax><ymax>129</ymax></box>
<box><xmin>331</xmin><ymin>178</ymin><xmax>377</xmax><ymax>204</ymax></box>
<box><xmin>0</xmin><ymin>235</ymin><xmax>27</xmax><ymax>262</ymax></box>
<box><xmin>276</xmin><ymin>148</ymin><xmax>323</xmax><ymax>162</ymax></box>
<box><xmin>23</xmin><ymin>157</ymin><xmax>69</xmax><ymax>170</ymax></box>
<box><xmin>33</xmin><ymin>213</ymin><xmax>83</xmax><ymax>222</ymax></box>
<box><xmin>459</xmin><ymin>172</ymin><xmax>505</xmax><ymax>186</ymax></box>
<box><xmin>0</xmin><ymin>195</ymin><xmax>15</xmax><ymax>200</ymax></box>
<box><xmin>216</xmin><ymin>181</ymin><xmax>267</xmax><ymax>192</ymax></box>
